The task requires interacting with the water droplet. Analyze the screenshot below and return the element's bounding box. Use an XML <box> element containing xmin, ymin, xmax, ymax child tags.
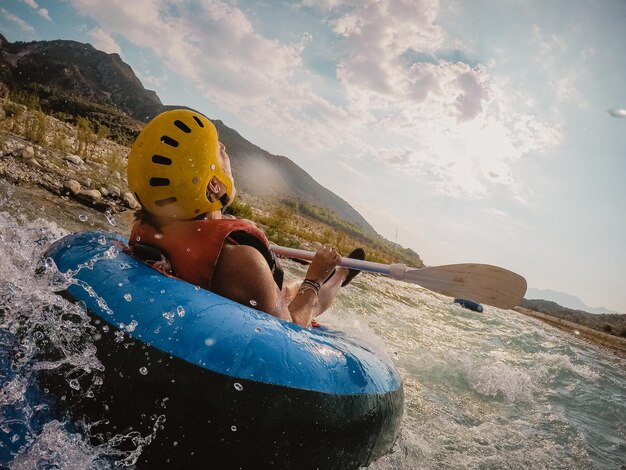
<box><xmin>93</xmin><ymin>376</ymin><xmax>103</xmax><ymax>386</ymax></box>
<box><xmin>255</xmin><ymin>327</ymin><xmax>262</xmax><ymax>333</ymax></box>
<box><xmin>231</xmin><ymin>425</ymin><xmax>237</xmax><ymax>432</ymax></box>
<box><xmin>98</xmin><ymin>236</ymin><xmax>106</xmax><ymax>245</ymax></box>
<box><xmin>135</xmin><ymin>235</ymin><xmax>141</xmax><ymax>241</ymax></box>
<box><xmin>194</xmin><ymin>286</ymin><xmax>201</xmax><ymax>290</ymax></box>
<box><xmin>10</xmin><ymin>435</ymin><xmax>19</xmax><ymax>443</ymax></box>
<box><xmin>204</xmin><ymin>338</ymin><xmax>215</xmax><ymax>346</ymax></box>
<box><xmin>126</xmin><ymin>320</ymin><xmax>138</xmax><ymax>332</ymax></box>
<box><xmin>114</xmin><ymin>330</ymin><xmax>124</xmax><ymax>343</ymax></box>
<box><xmin>197</xmin><ymin>228</ymin><xmax>202</xmax><ymax>232</ymax></box>
<box><xmin>176</xmin><ymin>306</ymin><xmax>185</xmax><ymax>317</ymax></box>
<box><xmin>69</xmin><ymin>379</ymin><xmax>80</xmax><ymax>390</ymax></box>
<box><xmin>78</xmin><ymin>214</ymin><xmax>88</xmax><ymax>222</ymax></box>
<box><xmin>249</xmin><ymin>299</ymin><xmax>257</xmax><ymax>307</ymax></box>
<box><xmin>173</xmin><ymin>440</ymin><xmax>179</xmax><ymax>446</ymax></box>
<box><xmin>154</xmin><ymin>233</ymin><xmax>164</xmax><ymax>239</ymax></box>
<box><xmin>233</xmin><ymin>383</ymin><xmax>243</xmax><ymax>391</ymax></box>
<box><xmin>160</xmin><ymin>289</ymin><xmax>166</xmax><ymax>294</ymax></box>
<box><xmin>104</xmin><ymin>210</ymin><xmax>117</xmax><ymax>226</ymax></box>
<box><xmin>124</xmin><ymin>293</ymin><xmax>132</xmax><ymax>302</ymax></box>
<box><xmin>102</xmin><ymin>325</ymin><xmax>109</xmax><ymax>333</ymax></box>
<box><xmin>119</xmin><ymin>263</ymin><xmax>132</xmax><ymax>270</ymax></box>
<box><xmin>139</xmin><ymin>367</ymin><xmax>148</xmax><ymax>375</ymax></box>
<box><xmin>192</xmin><ymin>176</ymin><xmax>198</xmax><ymax>184</ymax></box>
<box><xmin>210</xmin><ymin>164</ymin><xmax>216</xmax><ymax>170</ymax></box>
<box><xmin>162</xmin><ymin>312</ymin><xmax>175</xmax><ymax>325</ymax></box>
<box><xmin>186</xmin><ymin>247</ymin><xmax>191</xmax><ymax>252</ymax></box>
<box><xmin>118</xmin><ymin>282</ymin><xmax>123</xmax><ymax>287</ymax></box>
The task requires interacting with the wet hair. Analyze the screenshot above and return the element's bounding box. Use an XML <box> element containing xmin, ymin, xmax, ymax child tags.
<box><xmin>134</xmin><ymin>208</ymin><xmax>211</xmax><ymax>229</ymax></box>
<box><xmin>134</xmin><ymin>208</ymin><xmax>163</xmax><ymax>230</ymax></box>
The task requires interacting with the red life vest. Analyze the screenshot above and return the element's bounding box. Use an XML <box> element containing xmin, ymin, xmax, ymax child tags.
<box><xmin>129</xmin><ymin>218</ymin><xmax>283</xmax><ymax>291</ymax></box>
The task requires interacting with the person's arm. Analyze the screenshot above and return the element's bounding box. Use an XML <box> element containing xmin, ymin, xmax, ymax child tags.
<box><xmin>212</xmin><ymin>244</ymin><xmax>339</xmax><ymax>327</ymax></box>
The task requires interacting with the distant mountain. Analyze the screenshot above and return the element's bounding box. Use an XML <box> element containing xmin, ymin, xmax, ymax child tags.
<box><xmin>525</xmin><ymin>288</ymin><xmax>618</xmax><ymax>315</ymax></box>
<box><xmin>211</xmin><ymin>120</ymin><xmax>376</xmax><ymax>234</ymax></box>
<box><xmin>0</xmin><ymin>33</ymin><xmax>162</xmax><ymax>122</ymax></box>
<box><xmin>520</xmin><ymin>298</ymin><xmax>626</xmax><ymax>338</ymax></box>
<box><xmin>0</xmin><ymin>34</ymin><xmax>377</xmax><ymax>234</ymax></box>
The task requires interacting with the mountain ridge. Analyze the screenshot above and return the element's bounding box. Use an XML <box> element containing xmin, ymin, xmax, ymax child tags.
<box><xmin>526</xmin><ymin>287</ymin><xmax>618</xmax><ymax>315</ymax></box>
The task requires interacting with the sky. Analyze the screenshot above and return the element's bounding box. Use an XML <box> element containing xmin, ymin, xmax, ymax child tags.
<box><xmin>1</xmin><ymin>0</ymin><xmax>625</xmax><ymax>312</ymax></box>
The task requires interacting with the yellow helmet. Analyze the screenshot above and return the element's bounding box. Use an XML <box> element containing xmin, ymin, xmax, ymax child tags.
<box><xmin>127</xmin><ymin>109</ymin><xmax>234</xmax><ymax>220</ymax></box>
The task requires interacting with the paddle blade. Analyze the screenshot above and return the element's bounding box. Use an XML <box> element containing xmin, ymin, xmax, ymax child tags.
<box><xmin>398</xmin><ymin>263</ymin><xmax>527</xmax><ymax>309</ymax></box>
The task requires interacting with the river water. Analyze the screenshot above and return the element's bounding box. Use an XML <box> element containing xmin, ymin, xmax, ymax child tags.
<box><xmin>1</xmin><ymin>181</ymin><xmax>625</xmax><ymax>469</ymax></box>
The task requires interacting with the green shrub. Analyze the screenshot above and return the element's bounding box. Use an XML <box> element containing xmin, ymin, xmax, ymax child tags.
<box><xmin>24</xmin><ymin>111</ymin><xmax>47</xmax><ymax>144</ymax></box>
<box><xmin>227</xmin><ymin>199</ymin><xmax>253</xmax><ymax>219</ymax></box>
<box><xmin>75</xmin><ymin>117</ymin><xmax>94</xmax><ymax>157</ymax></box>
<box><xmin>3</xmin><ymin>102</ymin><xmax>23</xmax><ymax>119</ymax></box>
<box><xmin>51</xmin><ymin>132</ymin><xmax>71</xmax><ymax>152</ymax></box>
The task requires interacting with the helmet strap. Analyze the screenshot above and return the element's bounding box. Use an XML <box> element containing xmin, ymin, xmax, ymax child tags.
<box><xmin>219</xmin><ymin>193</ymin><xmax>231</xmax><ymax>211</ymax></box>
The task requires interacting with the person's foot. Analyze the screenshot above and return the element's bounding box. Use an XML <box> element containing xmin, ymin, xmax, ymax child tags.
<box><xmin>341</xmin><ymin>248</ymin><xmax>365</xmax><ymax>286</ymax></box>
<box><xmin>323</xmin><ymin>248</ymin><xmax>366</xmax><ymax>286</ymax></box>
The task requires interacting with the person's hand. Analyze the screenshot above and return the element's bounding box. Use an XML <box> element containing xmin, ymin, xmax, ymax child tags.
<box><xmin>305</xmin><ymin>245</ymin><xmax>341</xmax><ymax>283</ymax></box>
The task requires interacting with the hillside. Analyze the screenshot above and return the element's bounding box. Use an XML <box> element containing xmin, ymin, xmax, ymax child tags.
<box><xmin>521</xmin><ymin>298</ymin><xmax>626</xmax><ymax>338</ymax></box>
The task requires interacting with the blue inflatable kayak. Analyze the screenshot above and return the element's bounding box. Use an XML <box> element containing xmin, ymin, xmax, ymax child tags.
<box><xmin>39</xmin><ymin>231</ymin><xmax>403</xmax><ymax>469</ymax></box>
<box><xmin>453</xmin><ymin>298</ymin><xmax>484</xmax><ymax>313</ymax></box>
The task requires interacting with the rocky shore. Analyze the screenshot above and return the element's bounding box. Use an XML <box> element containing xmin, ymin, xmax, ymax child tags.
<box><xmin>0</xmin><ymin>103</ymin><xmax>139</xmax><ymax>215</ymax></box>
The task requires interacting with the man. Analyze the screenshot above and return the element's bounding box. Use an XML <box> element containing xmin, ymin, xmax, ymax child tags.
<box><xmin>127</xmin><ymin>109</ymin><xmax>363</xmax><ymax>327</ymax></box>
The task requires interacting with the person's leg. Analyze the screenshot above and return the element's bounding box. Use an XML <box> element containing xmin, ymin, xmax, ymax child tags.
<box><xmin>281</xmin><ymin>278</ymin><xmax>301</xmax><ymax>305</ymax></box>
<box><xmin>315</xmin><ymin>267</ymin><xmax>348</xmax><ymax>315</ymax></box>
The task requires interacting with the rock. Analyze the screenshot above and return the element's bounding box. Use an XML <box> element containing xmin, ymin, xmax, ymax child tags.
<box><xmin>63</xmin><ymin>179</ymin><xmax>81</xmax><ymax>196</ymax></box>
<box><xmin>112</xmin><ymin>171</ymin><xmax>121</xmax><ymax>180</ymax></box>
<box><xmin>27</xmin><ymin>159</ymin><xmax>42</xmax><ymax>168</ymax></box>
<box><xmin>20</xmin><ymin>146</ymin><xmax>35</xmax><ymax>160</ymax></box>
<box><xmin>78</xmin><ymin>189</ymin><xmax>102</xmax><ymax>204</ymax></box>
<box><xmin>123</xmin><ymin>191</ymin><xmax>141</xmax><ymax>210</ymax></box>
<box><xmin>108</xmin><ymin>185</ymin><xmax>121</xmax><ymax>198</ymax></box>
<box><xmin>78</xmin><ymin>177</ymin><xmax>92</xmax><ymax>189</ymax></box>
<box><xmin>65</xmin><ymin>154</ymin><xmax>84</xmax><ymax>166</ymax></box>
<box><xmin>99</xmin><ymin>187</ymin><xmax>110</xmax><ymax>197</ymax></box>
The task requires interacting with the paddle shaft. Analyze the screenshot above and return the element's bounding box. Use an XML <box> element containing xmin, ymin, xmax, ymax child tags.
<box><xmin>270</xmin><ymin>245</ymin><xmax>396</xmax><ymax>274</ymax></box>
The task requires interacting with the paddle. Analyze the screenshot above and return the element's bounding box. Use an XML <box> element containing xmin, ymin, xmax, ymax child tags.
<box><xmin>270</xmin><ymin>245</ymin><xmax>527</xmax><ymax>310</ymax></box>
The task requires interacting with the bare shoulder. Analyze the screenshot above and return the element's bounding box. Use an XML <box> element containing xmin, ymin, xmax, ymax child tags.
<box><xmin>213</xmin><ymin>245</ymin><xmax>288</xmax><ymax>319</ymax></box>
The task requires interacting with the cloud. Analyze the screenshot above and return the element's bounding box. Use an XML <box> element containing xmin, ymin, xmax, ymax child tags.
<box><xmin>66</xmin><ymin>0</ymin><xmax>561</xmax><ymax>202</ymax></box>
<box><xmin>0</xmin><ymin>8</ymin><xmax>35</xmax><ymax>32</ymax></box>
<box><xmin>37</xmin><ymin>8</ymin><xmax>51</xmax><ymax>21</ymax></box>
<box><xmin>20</xmin><ymin>0</ymin><xmax>38</xmax><ymax>8</ymax></box>
<box><xmin>88</xmin><ymin>27</ymin><xmax>122</xmax><ymax>55</ymax></box>
<box><xmin>18</xmin><ymin>0</ymin><xmax>52</xmax><ymax>21</ymax></box>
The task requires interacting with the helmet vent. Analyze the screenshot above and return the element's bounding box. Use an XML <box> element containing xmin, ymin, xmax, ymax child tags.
<box><xmin>193</xmin><ymin>116</ymin><xmax>204</xmax><ymax>128</ymax></box>
<box><xmin>152</xmin><ymin>155</ymin><xmax>172</xmax><ymax>165</ymax></box>
<box><xmin>160</xmin><ymin>135</ymin><xmax>179</xmax><ymax>147</ymax></box>
<box><xmin>174</xmin><ymin>120</ymin><xmax>192</xmax><ymax>133</ymax></box>
<box><xmin>150</xmin><ymin>177</ymin><xmax>170</xmax><ymax>187</ymax></box>
<box><xmin>155</xmin><ymin>197</ymin><xmax>177</xmax><ymax>207</ymax></box>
